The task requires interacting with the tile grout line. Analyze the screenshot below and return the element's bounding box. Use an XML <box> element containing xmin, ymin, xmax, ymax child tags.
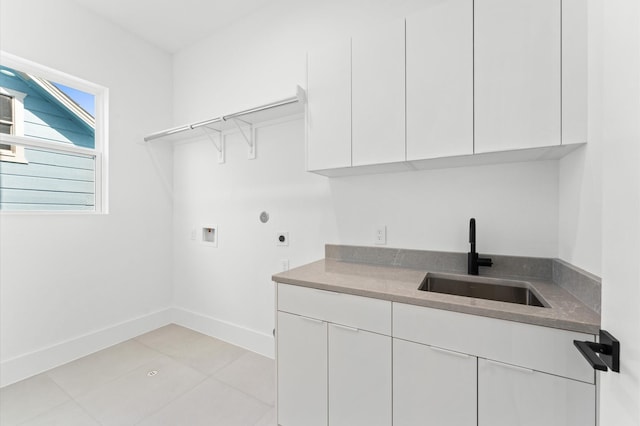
<box><xmin>141</xmin><ymin>339</ymin><xmax>274</xmax><ymax>417</ymax></box>
<box><xmin>11</xmin><ymin>395</ymin><xmax>70</xmax><ymax>426</ymax></box>
<box><xmin>63</xmin><ymin>343</ymin><xmax>172</xmax><ymax>426</ymax></box>
<box><xmin>210</xmin><ymin>375</ymin><xmax>275</xmax><ymax>409</ymax></box>
<box><xmin>212</xmin><ymin>353</ymin><xmax>276</xmax><ymax>408</ymax></box>
<box><xmin>50</xmin><ymin>335</ymin><xmax>200</xmax><ymax>425</ymax></box>
<box><xmin>52</xmin><ymin>340</ymin><xmax>167</xmax><ymax>400</ymax></box>
<box><xmin>43</xmin><ymin>374</ymin><xmax>102</xmax><ymax>426</ymax></box>
<box><xmin>7</xmin><ymin>327</ymin><xmax>273</xmax><ymax>426</ymax></box>
<box><xmin>130</xmin><ymin>331</ymin><xmax>244</xmax><ymax>424</ymax></box>
<box><xmin>132</xmin><ymin>373</ymin><xmax>211</xmax><ymax>426</ymax></box>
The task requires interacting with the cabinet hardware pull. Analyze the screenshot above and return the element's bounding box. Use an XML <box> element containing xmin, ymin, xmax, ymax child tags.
<box><xmin>429</xmin><ymin>345</ymin><xmax>471</xmax><ymax>359</ymax></box>
<box><xmin>315</xmin><ymin>289</ymin><xmax>341</xmax><ymax>296</ymax></box>
<box><xmin>300</xmin><ymin>316</ymin><xmax>325</xmax><ymax>325</ymax></box>
<box><xmin>332</xmin><ymin>323</ymin><xmax>359</xmax><ymax>333</ymax></box>
<box><xmin>485</xmin><ymin>359</ymin><xmax>534</xmax><ymax>374</ymax></box>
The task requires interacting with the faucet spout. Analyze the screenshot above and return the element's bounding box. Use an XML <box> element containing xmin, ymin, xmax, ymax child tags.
<box><xmin>469</xmin><ymin>218</ymin><xmax>476</xmax><ymax>252</ymax></box>
<box><xmin>467</xmin><ymin>218</ymin><xmax>492</xmax><ymax>275</ymax></box>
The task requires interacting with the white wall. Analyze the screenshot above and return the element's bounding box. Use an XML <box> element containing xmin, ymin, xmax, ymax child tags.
<box><xmin>558</xmin><ymin>146</ymin><xmax>602</xmax><ymax>276</ymax></box>
<box><xmin>558</xmin><ymin>0</ymin><xmax>604</xmax><ymax>278</ymax></box>
<box><xmin>560</xmin><ymin>0</ymin><xmax>640</xmax><ymax>421</ymax></box>
<box><xmin>172</xmin><ymin>119</ymin><xmax>340</xmax><ymax>354</ymax></box>
<box><xmin>0</xmin><ymin>0</ymin><xmax>174</xmax><ymax>386</ymax></box>
<box><xmin>172</xmin><ymin>0</ymin><xmax>433</xmax><ymax>124</ymax></box>
<box><xmin>172</xmin><ymin>0</ymin><xmax>560</xmax><ymax>356</ymax></box>
<box><xmin>597</xmin><ymin>0</ymin><xmax>640</xmax><ymax>424</ymax></box>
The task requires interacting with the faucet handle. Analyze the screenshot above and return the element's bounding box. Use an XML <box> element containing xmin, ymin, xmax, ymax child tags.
<box><xmin>478</xmin><ymin>256</ymin><xmax>493</xmax><ymax>268</ymax></box>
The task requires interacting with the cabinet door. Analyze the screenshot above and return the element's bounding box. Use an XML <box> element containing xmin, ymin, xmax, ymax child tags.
<box><xmin>277</xmin><ymin>312</ymin><xmax>327</xmax><ymax>426</ymax></box>
<box><xmin>394</xmin><ymin>339</ymin><xmax>477</xmax><ymax>426</ymax></box>
<box><xmin>352</xmin><ymin>18</ymin><xmax>405</xmax><ymax>166</ymax></box>
<box><xmin>475</xmin><ymin>0</ymin><xmax>561</xmax><ymax>153</ymax></box>
<box><xmin>478</xmin><ymin>359</ymin><xmax>595</xmax><ymax>426</ymax></box>
<box><xmin>562</xmin><ymin>0</ymin><xmax>588</xmax><ymax>144</ymax></box>
<box><xmin>406</xmin><ymin>0</ymin><xmax>473</xmax><ymax>160</ymax></box>
<box><xmin>307</xmin><ymin>38</ymin><xmax>351</xmax><ymax>171</ymax></box>
<box><xmin>328</xmin><ymin>323</ymin><xmax>391</xmax><ymax>426</ymax></box>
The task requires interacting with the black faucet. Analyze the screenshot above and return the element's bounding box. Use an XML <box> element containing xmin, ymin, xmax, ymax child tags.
<box><xmin>468</xmin><ymin>218</ymin><xmax>493</xmax><ymax>275</ymax></box>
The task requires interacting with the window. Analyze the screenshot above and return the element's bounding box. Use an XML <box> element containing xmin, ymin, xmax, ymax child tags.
<box><xmin>0</xmin><ymin>52</ymin><xmax>108</xmax><ymax>212</ymax></box>
<box><xmin>0</xmin><ymin>93</ymin><xmax>13</xmax><ymax>133</ymax></box>
<box><xmin>0</xmin><ymin>88</ymin><xmax>27</xmax><ymax>163</ymax></box>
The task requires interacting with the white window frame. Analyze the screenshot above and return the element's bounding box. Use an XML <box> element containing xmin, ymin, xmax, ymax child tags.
<box><xmin>0</xmin><ymin>51</ymin><xmax>109</xmax><ymax>214</ymax></box>
<box><xmin>0</xmin><ymin>87</ymin><xmax>28</xmax><ymax>163</ymax></box>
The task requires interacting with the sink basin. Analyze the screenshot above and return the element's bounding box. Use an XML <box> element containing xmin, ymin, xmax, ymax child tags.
<box><xmin>418</xmin><ymin>273</ymin><xmax>548</xmax><ymax>307</ymax></box>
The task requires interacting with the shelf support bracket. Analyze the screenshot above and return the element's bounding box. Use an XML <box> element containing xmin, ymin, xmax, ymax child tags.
<box><xmin>200</xmin><ymin>126</ymin><xmax>225</xmax><ymax>164</ymax></box>
<box><xmin>227</xmin><ymin>117</ymin><xmax>256</xmax><ymax>160</ymax></box>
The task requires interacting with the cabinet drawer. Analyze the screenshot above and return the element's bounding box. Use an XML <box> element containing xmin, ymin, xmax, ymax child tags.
<box><xmin>394</xmin><ymin>338</ymin><xmax>476</xmax><ymax>426</ymax></box>
<box><xmin>277</xmin><ymin>283</ymin><xmax>391</xmax><ymax>335</ymax></box>
<box><xmin>478</xmin><ymin>358</ymin><xmax>595</xmax><ymax>426</ymax></box>
<box><xmin>393</xmin><ymin>302</ymin><xmax>595</xmax><ymax>383</ymax></box>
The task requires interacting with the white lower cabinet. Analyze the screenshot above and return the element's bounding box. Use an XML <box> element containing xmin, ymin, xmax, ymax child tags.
<box><xmin>277</xmin><ymin>284</ymin><xmax>392</xmax><ymax>426</ymax></box>
<box><xmin>277</xmin><ymin>312</ymin><xmax>327</xmax><ymax>426</ymax></box>
<box><xmin>276</xmin><ymin>286</ymin><xmax>596</xmax><ymax>426</ymax></box>
<box><xmin>329</xmin><ymin>324</ymin><xmax>392</xmax><ymax>426</ymax></box>
<box><xmin>393</xmin><ymin>338</ymin><xmax>477</xmax><ymax>426</ymax></box>
<box><xmin>478</xmin><ymin>358</ymin><xmax>596</xmax><ymax>426</ymax></box>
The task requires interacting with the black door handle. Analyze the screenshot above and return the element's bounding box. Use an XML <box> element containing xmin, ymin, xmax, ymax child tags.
<box><xmin>574</xmin><ymin>329</ymin><xmax>620</xmax><ymax>373</ymax></box>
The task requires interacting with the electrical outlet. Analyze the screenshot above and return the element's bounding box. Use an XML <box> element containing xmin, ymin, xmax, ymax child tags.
<box><xmin>375</xmin><ymin>225</ymin><xmax>386</xmax><ymax>245</ymax></box>
<box><xmin>277</xmin><ymin>232</ymin><xmax>289</xmax><ymax>246</ymax></box>
<box><xmin>281</xmin><ymin>259</ymin><xmax>290</xmax><ymax>271</ymax></box>
<box><xmin>190</xmin><ymin>228</ymin><xmax>197</xmax><ymax>241</ymax></box>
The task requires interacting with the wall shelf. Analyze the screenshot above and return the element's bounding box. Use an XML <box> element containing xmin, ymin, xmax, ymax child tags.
<box><xmin>143</xmin><ymin>86</ymin><xmax>306</xmax><ymax>157</ymax></box>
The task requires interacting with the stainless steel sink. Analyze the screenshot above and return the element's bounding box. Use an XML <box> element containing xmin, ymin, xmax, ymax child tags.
<box><xmin>418</xmin><ymin>273</ymin><xmax>548</xmax><ymax>307</ymax></box>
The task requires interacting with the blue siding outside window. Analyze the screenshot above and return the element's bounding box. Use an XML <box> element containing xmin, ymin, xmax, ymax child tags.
<box><xmin>0</xmin><ymin>147</ymin><xmax>95</xmax><ymax>211</ymax></box>
<box><xmin>0</xmin><ymin>65</ymin><xmax>97</xmax><ymax>211</ymax></box>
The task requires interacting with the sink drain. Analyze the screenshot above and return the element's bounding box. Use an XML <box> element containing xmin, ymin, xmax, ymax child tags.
<box><xmin>147</xmin><ymin>370</ymin><xmax>158</xmax><ymax>377</ymax></box>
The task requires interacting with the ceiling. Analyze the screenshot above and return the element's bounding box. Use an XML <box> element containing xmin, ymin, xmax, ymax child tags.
<box><xmin>72</xmin><ymin>0</ymin><xmax>272</xmax><ymax>53</ymax></box>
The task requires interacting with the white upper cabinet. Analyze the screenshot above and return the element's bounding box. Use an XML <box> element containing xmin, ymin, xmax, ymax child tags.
<box><xmin>474</xmin><ymin>0</ymin><xmax>561</xmax><ymax>153</ymax></box>
<box><xmin>306</xmin><ymin>0</ymin><xmax>586</xmax><ymax>175</ymax></box>
<box><xmin>307</xmin><ymin>37</ymin><xmax>352</xmax><ymax>171</ymax></box>
<box><xmin>352</xmin><ymin>18</ymin><xmax>405</xmax><ymax>166</ymax></box>
<box><xmin>406</xmin><ymin>0</ymin><xmax>473</xmax><ymax>160</ymax></box>
<box><xmin>562</xmin><ymin>0</ymin><xmax>588</xmax><ymax>144</ymax></box>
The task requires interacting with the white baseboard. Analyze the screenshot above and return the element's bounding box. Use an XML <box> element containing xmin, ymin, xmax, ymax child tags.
<box><xmin>0</xmin><ymin>309</ymin><xmax>172</xmax><ymax>388</ymax></box>
<box><xmin>0</xmin><ymin>307</ymin><xmax>274</xmax><ymax>388</ymax></box>
<box><xmin>170</xmin><ymin>307</ymin><xmax>275</xmax><ymax>359</ymax></box>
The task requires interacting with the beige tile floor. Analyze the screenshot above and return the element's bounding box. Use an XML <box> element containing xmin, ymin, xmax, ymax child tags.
<box><xmin>0</xmin><ymin>325</ymin><xmax>276</xmax><ymax>426</ymax></box>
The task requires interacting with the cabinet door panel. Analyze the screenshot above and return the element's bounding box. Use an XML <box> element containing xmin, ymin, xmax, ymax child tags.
<box><xmin>352</xmin><ymin>18</ymin><xmax>405</xmax><ymax>166</ymax></box>
<box><xmin>278</xmin><ymin>283</ymin><xmax>391</xmax><ymax>335</ymax></box>
<box><xmin>562</xmin><ymin>0</ymin><xmax>588</xmax><ymax>144</ymax></box>
<box><xmin>478</xmin><ymin>359</ymin><xmax>595</xmax><ymax>426</ymax></box>
<box><xmin>393</xmin><ymin>302</ymin><xmax>595</xmax><ymax>384</ymax></box>
<box><xmin>394</xmin><ymin>339</ymin><xmax>476</xmax><ymax>426</ymax></box>
<box><xmin>475</xmin><ymin>0</ymin><xmax>561</xmax><ymax>152</ymax></box>
<box><xmin>277</xmin><ymin>312</ymin><xmax>327</xmax><ymax>426</ymax></box>
<box><xmin>329</xmin><ymin>324</ymin><xmax>391</xmax><ymax>426</ymax></box>
<box><xmin>307</xmin><ymin>38</ymin><xmax>351</xmax><ymax>171</ymax></box>
<box><xmin>406</xmin><ymin>0</ymin><xmax>473</xmax><ymax>160</ymax></box>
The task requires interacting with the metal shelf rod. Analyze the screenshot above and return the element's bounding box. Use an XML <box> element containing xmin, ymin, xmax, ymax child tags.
<box><xmin>143</xmin><ymin>89</ymin><xmax>304</xmax><ymax>142</ymax></box>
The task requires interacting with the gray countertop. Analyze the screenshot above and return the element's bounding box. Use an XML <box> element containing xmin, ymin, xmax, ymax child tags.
<box><xmin>272</xmin><ymin>258</ymin><xmax>601</xmax><ymax>335</ymax></box>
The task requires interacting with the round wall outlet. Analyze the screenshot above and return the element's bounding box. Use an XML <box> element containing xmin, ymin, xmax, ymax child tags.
<box><xmin>277</xmin><ymin>232</ymin><xmax>289</xmax><ymax>246</ymax></box>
